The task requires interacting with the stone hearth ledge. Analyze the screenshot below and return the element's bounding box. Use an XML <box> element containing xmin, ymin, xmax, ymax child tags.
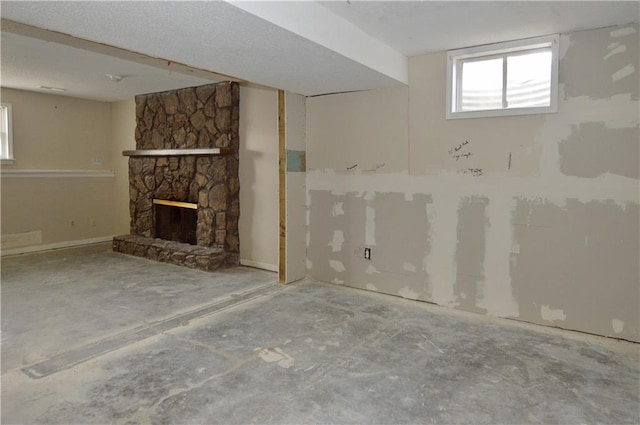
<box><xmin>113</xmin><ymin>235</ymin><xmax>236</xmax><ymax>272</ymax></box>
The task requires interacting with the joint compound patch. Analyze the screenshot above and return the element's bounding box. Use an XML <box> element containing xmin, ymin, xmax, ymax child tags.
<box><xmin>329</xmin><ymin>260</ymin><xmax>345</xmax><ymax>272</ymax></box>
<box><xmin>611</xmin><ymin>27</ymin><xmax>637</xmax><ymax>38</ymax></box>
<box><xmin>612</xmin><ymin>65</ymin><xmax>635</xmax><ymax>82</ymax></box>
<box><xmin>365</xmin><ymin>205</ymin><xmax>376</xmax><ymax>246</ymax></box>
<box><xmin>366</xmin><ymin>283</ymin><xmax>378</xmax><ymax>291</ymax></box>
<box><xmin>603</xmin><ymin>44</ymin><xmax>626</xmax><ymax>60</ymax></box>
<box><xmin>402</xmin><ymin>262</ymin><xmax>417</xmax><ymax>273</ymax></box>
<box><xmin>541</xmin><ymin>305</ymin><xmax>567</xmax><ymax>322</ymax></box>
<box><xmin>612</xmin><ymin>319</ymin><xmax>624</xmax><ymax>333</ymax></box>
<box><xmin>332</xmin><ymin>202</ymin><xmax>345</xmax><ymax>216</ymax></box>
<box><xmin>328</xmin><ymin>230</ymin><xmax>344</xmax><ymax>252</ymax></box>
<box><xmin>366</xmin><ymin>264</ymin><xmax>380</xmax><ymax>275</ymax></box>
<box><xmin>399</xmin><ymin>286</ymin><xmax>419</xmax><ymax>300</ymax></box>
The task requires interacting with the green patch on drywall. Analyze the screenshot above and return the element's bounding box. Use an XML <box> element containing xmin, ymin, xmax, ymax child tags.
<box><xmin>286</xmin><ymin>150</ymin><xmax>306</xmax><ymax>172</ymax></box>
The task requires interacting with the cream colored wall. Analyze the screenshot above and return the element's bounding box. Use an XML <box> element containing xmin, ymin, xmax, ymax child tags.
<box><xmin>306</xmin><ymin>24</ymin><xmax>639</xmax><ymax>342</ymax></box>
<box><xmin>1</xmin><ymin>88</ymin><xmax>116</xmax><ymax>250</ymax></box>
<box><xmin>307</xmin><ymin>87</ymin><xmax>409</xmax><ymax>173</ymax></box>
<box><xmin>110</xmin><ymin>99</ymin><xmax>136</xmax><ymax>236</ymax></box>
<box><xmin>239</xmin><ymin>85</ymin><xmax>278</xmax><ymax>270</ymax></box>
<box><xmin>1</xmin><ymin>88</ymin><xmax>112</xmax><ymax>170</ymax></box>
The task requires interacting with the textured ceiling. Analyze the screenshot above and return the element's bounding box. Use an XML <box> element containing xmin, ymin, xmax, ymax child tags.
<box><xmin>0</xmin><ymin>1</ymin><xmax>404</xmax><ymax>97</ymax></box>
<box><xmin>1</xmin><ymin>31</ymin><xmax>223</xmax><ymax>102</ymax></box>
<box><xmin>319</xmin><ymin>1</ymin><xmax>640</xmax><ymax>56</ymax></box>
<box><xmin>1</xmin><ymin>1</ymin><xmax>638</xmax><ymax>100</ymax></box>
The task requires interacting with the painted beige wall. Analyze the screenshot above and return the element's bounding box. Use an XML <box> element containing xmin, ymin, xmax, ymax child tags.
<box><xmin>307</xmin><ymin>87</ymin><xmax>409</xmax><ymax>173</ymax></box>
<box><xmin>306</xmin><ymin>24</ymin><xmax>639</xmax><ymax>342</ymax></box>
<box><xmin>1</xmin><ymin>88</ymin><xmax>112</xmax><ymax>170</ymax></box>
<box><xmin>109</xmin><ymin>99</ymin><xmax>136</xmax><ymax>236</ymax></box>
<box><xmin>1</xmin><ymin>88</ymin><xmax>116</xmax><ymax>248</ymax></box>
<box><xmin>239</xmin><ymin>85</ymin><xmax>278</xmax><ymax>270</ymax></box>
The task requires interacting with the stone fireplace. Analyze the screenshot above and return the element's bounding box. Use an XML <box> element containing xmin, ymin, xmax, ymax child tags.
<box><xmin>113</xmin><ymin>82</ymin><xmax>240</xmax><ymax>271</ymax></box>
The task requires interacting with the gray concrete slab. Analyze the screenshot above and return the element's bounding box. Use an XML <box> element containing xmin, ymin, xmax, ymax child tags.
<box><xmin>2</xmin><ymin>244</ymin><xmax>638</xmax><ymax>424</ymax></box>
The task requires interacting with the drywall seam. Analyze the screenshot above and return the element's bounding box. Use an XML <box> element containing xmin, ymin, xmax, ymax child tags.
<box><xmin>307</xmin><ymin>169</ymin><xmax>638</xmax><ymax>207</ymax></box>
<box><xmin>478</xmin><ymin>196</ymin><xmax>519</xmax><ymax>317</ymax></box>
<box><xmin>425</xmin><ymin>194</ymin><xmax>458</xmax><ymax>307</ymax></box>
<box><xmin>365</xmin><ymin>204</ymin><xmax>376</xmax><ymax>246</ymax></box>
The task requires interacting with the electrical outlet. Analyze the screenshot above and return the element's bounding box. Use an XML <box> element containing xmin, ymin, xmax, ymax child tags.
<box><xmin>364</xmin><ymin>248</ymin><xmax>371</xmax><ymax>260</ymax></box>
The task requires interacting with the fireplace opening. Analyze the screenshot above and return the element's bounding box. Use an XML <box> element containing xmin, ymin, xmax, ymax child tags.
<box><xmin>153</xmin><ymin>199</ymin><xmax>198</xmax><ymax>245</ymax></box>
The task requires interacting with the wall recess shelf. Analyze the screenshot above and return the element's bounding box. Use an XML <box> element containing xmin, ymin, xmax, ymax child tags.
<box><xmin>122</xmin><ymin>148</ymin><xmax>233</xmax><ymax>157</ymax></box>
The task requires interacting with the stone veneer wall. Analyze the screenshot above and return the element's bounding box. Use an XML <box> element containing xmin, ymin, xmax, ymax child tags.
<box><xmin>127</xmin><ymin>82</ymin><xmax>240</xmax><ymax>264</ymax></box>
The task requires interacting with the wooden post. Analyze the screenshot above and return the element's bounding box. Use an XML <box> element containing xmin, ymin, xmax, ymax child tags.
<box><xmin>278</xmin><ymin>90</ymin><xmax>286</xmax><ymax>283</ymax></box>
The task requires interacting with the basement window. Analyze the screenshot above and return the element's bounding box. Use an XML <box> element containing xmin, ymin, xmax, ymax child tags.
<box><xmin>1</xmin><ymin>103</ymin><xmax>14</xmax><ymax>164</ymax></box>
<box><xmin>446</xmin><ymin>34</ymin><xmax>559</xmax><ymax>119</ymax></box>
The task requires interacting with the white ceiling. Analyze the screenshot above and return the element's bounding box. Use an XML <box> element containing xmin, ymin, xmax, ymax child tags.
<box><xmin>319</xmin><ymin>1</ymin><xmax>640</xmax><ymax>56</ymax></box>
<box><xmin>1</xmin><ymin>1</ymin><xmax>638</xmax><ymax>101</ymax></box>
<box><xmin>1</xmin><ymin>31</ymin><xmax>225</xmax><ymax>102</ymax></box>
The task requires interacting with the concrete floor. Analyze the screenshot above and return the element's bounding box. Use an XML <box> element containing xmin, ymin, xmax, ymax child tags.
<box><xmin>1</xmin><ymin>244</ymin><xmax>638</xmax><ymax>424</ymax></box>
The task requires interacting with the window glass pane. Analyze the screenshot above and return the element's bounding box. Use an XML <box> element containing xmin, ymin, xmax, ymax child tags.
<box><xmin>506</xmin><ymin>51</ymin><xmax>551</xmax><ymax>108</ymax></box>
<box><xmin>460</xmin><ymin>58</ymin><xmax>503</xmax><ymax>111</ymax></box>
<box><xmin>0</xmin><ymin>106</ymin><xmax>5</xmax><ymax>132</ymax></box>
<box><xmin>0</xmin><ymin>106</ymin><xmax>8</xmax><ymax>158</ymax></box>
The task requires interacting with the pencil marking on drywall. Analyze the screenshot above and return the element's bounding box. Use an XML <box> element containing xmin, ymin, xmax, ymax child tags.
<box><xmin>462</xmin><ymin>168</ymin><xmax>483</xmax><ymax>176</ymax></box>
<box><xmin>346</xmin><ymin>164</ymin><xmax>358</xmax><ymax>170</ymax></box>
<box><xmin>449</xmin><ymin>140</ymin><xmax>472</xmax><ymax>161</ymax></box>
<box><xmin>508</xmin><ymin>152</ymin><xmax>512</xmax><ymax>170</ymax></box>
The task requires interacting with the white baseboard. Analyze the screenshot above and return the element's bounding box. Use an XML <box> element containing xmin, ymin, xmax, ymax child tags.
<box><xmin>240</xmin><ymin>259</ymin><xmax>278</xmax><ymax>272</ymax></box>
<box><xmin>1</xmin><ymin>236</ymin><xmax>114</xmax><ymax>257</ymax></box>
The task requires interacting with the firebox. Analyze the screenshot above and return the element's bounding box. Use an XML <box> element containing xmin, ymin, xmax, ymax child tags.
<box><xmin>153</xmin><ymin>199</ymin><xmax>198</xmax><ymax>245</ymax></box>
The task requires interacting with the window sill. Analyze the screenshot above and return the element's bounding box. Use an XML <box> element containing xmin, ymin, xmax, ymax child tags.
<box><xmin>446</xmin><ymin>105</ymin><xmax>557</xmax><ymax>120</ymax></box>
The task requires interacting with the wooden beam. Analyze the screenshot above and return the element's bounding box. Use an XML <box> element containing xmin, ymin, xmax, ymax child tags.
<box><xmin>123</xmin><ymin>148</ymin><xmax>233</xmax><ymax>157</ymax></box>
<box><xmin>278</xmin><ymin>90</ymin><xmax>286</xmax><ymax>283</ymax></box>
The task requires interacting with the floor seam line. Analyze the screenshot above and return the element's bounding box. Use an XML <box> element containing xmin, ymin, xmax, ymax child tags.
<box><xmin>20</xmin><ymin>282</ymin><xmax>284</xmax><ymax>379</ymax></box>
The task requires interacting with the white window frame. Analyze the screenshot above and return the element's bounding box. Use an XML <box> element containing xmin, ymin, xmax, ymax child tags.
<box><xmin>1</xmin><ymin>103</ymin><xmax>14</xmax><ymax>164</ymax></box>
<box><xmin>446</xmin><ymin>34</ymin><xmax>559</xmax><ymax>119</ymax></box>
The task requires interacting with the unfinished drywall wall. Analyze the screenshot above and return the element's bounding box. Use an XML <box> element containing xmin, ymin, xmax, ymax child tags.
<box><xmin>1</xmin><ymin>88</ymin><xmax>115</xmax><ymax>251</ymax></box>
<box><xmin>283</xmin><ymin>92</ymin><xmax>307</xmax><ymax>283</ymax></box>
<box><xmin>238</xmin><ymin>85</ymin><xmax>279</xmax><ymax>271</ymax></box>
<box><xmin>306</xmin><ymin>24</ymin><xmax>639</xmax><ymax>342</ymax></box>
<box><xmin>110</xmin><ymin>99</ymin><xmax>136</xmax><ymax>236</ymax></box>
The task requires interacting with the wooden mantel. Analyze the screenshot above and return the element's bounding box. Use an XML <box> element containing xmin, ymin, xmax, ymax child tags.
<box><xmin>122</xmin><ymin>148</ymin><xmax>233</xmax><ymax>157</ymax></box>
